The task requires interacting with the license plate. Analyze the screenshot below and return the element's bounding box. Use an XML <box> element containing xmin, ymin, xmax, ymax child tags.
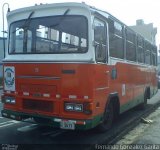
<box><xmin>60</xmin><ymin>120</ymin><xmax>75</xmax><ymax>130</ymax></box>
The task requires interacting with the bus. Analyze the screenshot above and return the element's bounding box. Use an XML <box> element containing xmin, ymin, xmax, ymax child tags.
<box><xmin>1</xmin><ymin>2</ymin><xmax>158</xmax><ymax>131</ymax></box>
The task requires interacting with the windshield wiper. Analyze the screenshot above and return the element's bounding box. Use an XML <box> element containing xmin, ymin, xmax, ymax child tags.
<box><xmin>22</xmin><ymin>11</ymin><xmax>35</xmax><ymax>52</ymax></box>
<box><xmin>23</xmin><ymin>11</ymin><xmax>35</xmax><ymax>29</ymax></box>
<box><xmin>12</xmin><ymin>11</ymin><xmax>35</xmax><ymax>33</ymax></box>
<box><xmin>50</xmin><ymin>8</ymin><xmax>70</xmax><ymax>28</ymax></box>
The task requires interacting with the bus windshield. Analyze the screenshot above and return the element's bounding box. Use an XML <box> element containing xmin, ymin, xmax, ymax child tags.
<box><xmin>9</xmin><ymin>15</ymin><xmax>88</xmax><ymax>54</ymax></box>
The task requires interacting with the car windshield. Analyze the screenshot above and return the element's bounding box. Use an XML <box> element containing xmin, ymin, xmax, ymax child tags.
<box><xmin>9</xmin><ymin>15</ymin><xmax>88</xmax><ymax>54</ymax></box>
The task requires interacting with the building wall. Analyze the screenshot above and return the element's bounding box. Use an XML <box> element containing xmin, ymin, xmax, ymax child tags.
<box><xmin>130</xmin><ymin>19</ymin><xmax>157</xmax><ymax>45</ymax></box>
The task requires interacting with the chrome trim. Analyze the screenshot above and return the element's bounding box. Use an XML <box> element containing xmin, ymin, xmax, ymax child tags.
<box><xmin>17</xmin><ymin>76</ymin><xmax>61</xmax><ymax>80</ymax></box>
<box><xmin>109</xmin><ymin>56</ymin><xmax>156</xmax><ymax>67</ymax></box>
<box><xmin>95</xmin><ymin>87</ymin><xmax>109</xmax><ymax>91</ymax></box>
<box><xmin>2</xmin><ymin>60</ymin><xmax>95</xmax><ymax>64</ymax></box>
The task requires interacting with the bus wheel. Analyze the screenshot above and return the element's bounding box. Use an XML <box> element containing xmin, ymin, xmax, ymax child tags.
<box><xmin>97</xmin><ymin>102</ymin><xmax>114</xmax><ymax>132</ymax></box>
<box><xmin>138</xmin><ymin>92</ymin><xmax>147</xmax><ymax>110</ymax></box>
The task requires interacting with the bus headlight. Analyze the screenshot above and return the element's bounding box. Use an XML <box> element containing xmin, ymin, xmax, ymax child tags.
<box><xmin>65</xmin><ymin>103</ymin><xmax>74</xmax><ymax>111</ymax></box>
<box><xmin>65</xmin><ymin>103</ymin><xmax>83</xmax><ymax>112</ymax></box>
<box><xmin>4</xmin><ymin>96</ymin><xmax>16</xmax><ymax>104</ymax></box>
<box><xmin>10</xmin><ymin>99</ymin><xmax>16</xmax><ymax>104</ymax></box>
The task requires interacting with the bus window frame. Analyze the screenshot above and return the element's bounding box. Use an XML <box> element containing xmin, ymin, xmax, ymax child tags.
<box><xmin>137</xmin><ymin>35</ymin><xmax>145</xmax><ymax>63</ymax></box>
<box><xmin>8</xmin><ymin>15</ymin><xmax>89</xmax><ymax>55</ymax></box>
<box><xmin>93</xmin><ymin>16</ymin><xmax>108</xmax><ymax>63</ymax></box>
<box><xmin>125</xmin><ymin>28</ymin><xmax>136</xmax><ymax>62</ymax></box>
<box><xmin>108</xmin><ymin>18</ymin><xmax>125</xmax><ymax>60</ymax></box>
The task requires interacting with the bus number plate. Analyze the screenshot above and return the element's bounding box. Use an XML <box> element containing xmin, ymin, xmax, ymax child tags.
<box><xmin>60</xmin><ymin>120</ymin><xmax>75</xmax><ymax>130</ymax></box>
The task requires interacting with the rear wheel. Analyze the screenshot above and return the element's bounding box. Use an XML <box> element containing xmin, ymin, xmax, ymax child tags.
<box><xmin>137</xmin><ymin>91</ymin><xmax>147</xmax><ymax>110</ymax></box>
<box><xmin>97</xmin><ymin>102</ymin><xmax>114</xmax><ymax>132</ymax></box>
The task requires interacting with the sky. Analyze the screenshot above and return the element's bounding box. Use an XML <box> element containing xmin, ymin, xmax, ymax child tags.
<box><xmin>0</xmin><ymin>0</ymin><xmax>160</xmax><ymax>47</ymax></box>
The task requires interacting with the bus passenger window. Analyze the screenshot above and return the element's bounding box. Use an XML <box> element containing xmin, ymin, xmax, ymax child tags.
<box><xmin>152</xmin><ymin>53</ymin><xmax>156</xmax><ymax>66</ymax></box>
<box><xmin>152</xmin><ymin>46</ymin><xmax>157</xmax><ymax>66</ymax></box>
<box><xmin>144</xmin><ymin>41</ymin><xmax>152</xmax><ymax>65</ymax></box>
<box><xmin>126</xmin><ymin>29</ymin><xmax>136</xmax><ymax>61</ymax></box>
<box><xmin>145</xmin><ymin>51</ymin><xmax>151</xmax><ymax>65</ymax></box>
<box><xmin>109</xmin><ymin>21</ymin><xmax>124</xmax><ymax>59</ymax></box>
<box><xmin>94</xmin><ymin>18</ymin><xmax>107</xmax><ymax>62</ymax></box>
<box><xmin>137</xmin><ymin>36</ymin><xmax>144</xmax><ymax>63</ymax></box>
<box><xmin>137</xmin><ymin>47</ymin><xmax>144</xmax><ymax>63</ymax></box>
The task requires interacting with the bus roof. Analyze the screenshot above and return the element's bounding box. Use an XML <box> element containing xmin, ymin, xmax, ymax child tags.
<box><xmin>7</xmin><ymin>2</ymin><xmax>91</xmax><ymax>18</ymax></box>
<box><xmin>7</xmin><ymin>2</ymin><xmax>156</xmax><ymax>46</ymax></box>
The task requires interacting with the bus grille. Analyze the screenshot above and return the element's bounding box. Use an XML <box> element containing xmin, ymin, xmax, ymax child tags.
<box><xmin>23</xmin><ymin>99</ymin><xmax>53</xmax><ymax>112</ymax></box>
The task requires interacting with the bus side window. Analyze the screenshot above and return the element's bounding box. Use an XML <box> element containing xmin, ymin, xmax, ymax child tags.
<box><xmin>137</xmin><ymin>36</ymin><xmax>144</xmax><ymax>63</ymax></box>
<box><xmin>145</xmin><ymin>51</ymin><xmax>151</xmax><ymax>65</ymax></box>
<box><xmin>152</xmin><ymin>53</ymin><xmax>156</xmax><ymax>66</ymax></box>
<box><xmin>151</xmin><ymin>45</ymin><xmax>157</xmax><ymax>66</ymax></box>
<box><xmin>109</xmin><ymin>20</ymin><xmax>124</xmax><ymax>59</ymax></box>
<box><xmin>144</xmin><ymin>41</ymin><xmax>151</xmax><ymax>65</ymax></box>
<box><xmin>94</xmin><ymin>18</ymin><xmax>107</xmax><ymax>63</ymax></box>
<box><xmin>126</xmin><ymin>29</ymin><xmax>136</xmax><ymax>61</ymax></box>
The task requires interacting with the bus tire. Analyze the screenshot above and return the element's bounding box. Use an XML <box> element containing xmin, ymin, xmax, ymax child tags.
<box><xmin>138</xmin><ymin>90</ymin><xmax>148</xmax><ymax>110</ymax></box>
<box><xmin>97</xmin><ymin>102</ymin><xmax>114</xmax><ymax>132</ymax></box>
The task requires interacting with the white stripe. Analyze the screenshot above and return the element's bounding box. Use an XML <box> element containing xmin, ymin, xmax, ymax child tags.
<box><xmin>54</xmin><ymin>118</ymin><xmax>61</xmax><ymax>122</ymax></box>
<box><xmin>23</xmin><ymin>92</ymin><xmax>29</xmax><ymax>96</ymax></box>
<box><xmin>0</xmin><ymin>121</ymin><xmax>13</xmax><ymax>125</ymax></box>
<box><xmin>17</xmin><ymin>124</ymin><xmax>38</xmax><ymax>132</ymax></box>
<box><xmin>0</xmin><ymin>120</ymin><xmax>19</xmax><ymax>128</ymax></box>
<box><xmin>0</xmin><ymin>122</ymin><xmax>16</xmax><ymax>128</ymax></box>
<box><xmin>43</xmin><ymin>93</ymin><xmax>50</xmax><ymax>98</ymax></box>
<box><xmin>69</xmin><ymin>95</ymin><xmax>77</xmax><ymax>99</ymax></box>
<box><xmin>95</xmin><ymin>87</ymin><xmax>109</xmax><ymax>91</ymax></box>
<box><xmin>12</xmin><ymin>120</ymin><xmax>19</xmax><ymax>123</ymax></box>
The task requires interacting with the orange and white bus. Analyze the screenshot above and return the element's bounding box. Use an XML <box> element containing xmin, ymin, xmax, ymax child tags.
<box><xmin>1</xmin><ymin>2</ymin><xmax>158</xmax><ymax>131</ymax></box>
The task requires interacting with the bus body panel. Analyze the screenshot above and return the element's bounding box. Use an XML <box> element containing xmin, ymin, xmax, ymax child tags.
<box><xmin>2</xmin><ymin>61</ymin><xmax>157</xmax><ymax>129</ymax></box>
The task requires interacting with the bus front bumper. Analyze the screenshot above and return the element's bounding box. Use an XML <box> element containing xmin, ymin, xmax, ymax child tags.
<box><xmin>1</xmin><ymin>109</ymin><xmax>102</xmax><ymax>130</ymax></box>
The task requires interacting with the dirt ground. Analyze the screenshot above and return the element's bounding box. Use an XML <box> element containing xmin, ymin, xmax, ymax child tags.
<box><xmin>116</xmin><ymin>107</ymin><xmax>160</xmax><ymax>144</ymax></box>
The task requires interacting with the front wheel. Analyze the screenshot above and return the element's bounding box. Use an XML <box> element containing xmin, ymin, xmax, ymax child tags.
<box><xmin>97</xmin><ymin>102</ymin><xmax>114</xmax><ymax>132</ymax></box>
